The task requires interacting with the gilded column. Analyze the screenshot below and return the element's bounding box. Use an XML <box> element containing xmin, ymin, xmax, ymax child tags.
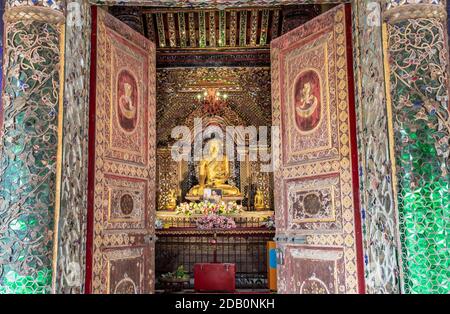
<box><xmin>383</xmin><ymin>0</ymin><xmax>450</xmax><ymax>293</ymax></box>
<box><xmin>0</xmin><ymin>1</ymin><xmax>65</xmax><ymax>293</ymax></box>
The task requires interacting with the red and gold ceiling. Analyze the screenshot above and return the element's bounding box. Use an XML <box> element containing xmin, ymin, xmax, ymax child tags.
<box><xmin>109</xmin><ymin>5</ymin><xmax>324</xmax><ymax>67</ymax></box>
<box><xmin>144</xmin><ymin>7</ymin><xmax>281</xmax><ymax>49</ymax></box>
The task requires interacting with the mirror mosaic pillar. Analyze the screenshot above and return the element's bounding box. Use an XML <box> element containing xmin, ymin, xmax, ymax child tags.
<box><xmin>0</xmin><ymin>0</ymin><xmax>65</xmax><ymax>294</ymax></box>
<box><xmin>383</xmin><ymin>0</ymin><xmax>450</xmax><ymax>294</ymax></box>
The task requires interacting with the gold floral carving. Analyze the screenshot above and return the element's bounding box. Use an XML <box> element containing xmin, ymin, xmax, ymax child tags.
<box><xmin>167</xmin><ymin>13</ymin><xmax>177</xmax><ymax>47</ymax></box>
<box><xmin>250</xmin><ymin>10</ymin><xmax>258</xmax><ymax>46</ymax></box>
<box><xmin>178</xmin><ymin>12</ymin><xmax>187</xmax><ymax>47</ymax></box>
<box><xmin>188</xmin><ymin>12</ymin><xmax>196</xmax><ymax>47</ymax></box>
<box><xmin>230</xmin><ymin>11</ymin><xmax>237</xmax><ymax>46</ymax></box>
<box><xmin>209</xmin><ymin>12</ymin><xmax>216</xmax><ymax>46</ymax></box>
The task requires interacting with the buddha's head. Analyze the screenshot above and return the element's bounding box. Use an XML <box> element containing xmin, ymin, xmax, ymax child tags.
<box><xmin>206</xmin><ymin>139</ymin><xmax>223</xmax><ymax>159</ymax></box>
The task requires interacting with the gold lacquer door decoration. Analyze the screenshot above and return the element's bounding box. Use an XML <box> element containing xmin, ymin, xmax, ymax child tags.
<box><xmin>87</xmin><ymin>7</ymin><xmax>156</xmax><ymax>294</ymax></box>
<box><xmin>271</xmin><ymin>4</ymin><xmax>364</xmax><ymax>294</ymax></box>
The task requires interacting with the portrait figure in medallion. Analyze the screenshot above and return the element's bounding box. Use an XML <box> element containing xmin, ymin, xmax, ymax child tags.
<box><xmin>117</xmin><ymin>70</ymin><xmax>138</xmax><ymax>132</ymax></box>
<box><xmin>293</xmin><ymin>70</ymin><xmax>321</xmax><ymax>132</ymax></box>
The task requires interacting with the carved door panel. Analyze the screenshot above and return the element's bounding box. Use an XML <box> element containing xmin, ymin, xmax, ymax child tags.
<box><xmin>271</xmin><ymin>4</ymin><xmax>365</xmax><ymax>294</ymax></box>
<box><xmin>86</xmin><ymin>7</ymin><xmax>156</xmax><ymax>294</ymax></box>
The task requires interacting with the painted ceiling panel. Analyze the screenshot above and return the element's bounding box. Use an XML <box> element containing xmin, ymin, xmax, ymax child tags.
<box><xmin>96</xmin><ymin>1</ymin><xmax>338</xmax><ymax>8</ymax></box>
<box><xmin>109</xmin><ymin>4</ymin><xmax>323</xmax><ymax>54</ymax></box>
<box><xmin>144</xmin><ymin>8</ymin><xmax>281</xmax><ymax>49</ymax></box>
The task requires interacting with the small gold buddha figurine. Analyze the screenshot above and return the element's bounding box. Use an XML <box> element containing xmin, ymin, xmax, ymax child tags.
<box><xmin>254</xmin><ymin>189</ymin><xmax>266</xmax><ymax>211</ymax></box>
<box><xmin>187</xmin><ymin>139</ymin><xmax>241</xmax><ymax>198</ymax></box>
<box><xmin>165</xmin><ymin>189</ymin><xmax>178</xmax><ymax>211</ymax></box>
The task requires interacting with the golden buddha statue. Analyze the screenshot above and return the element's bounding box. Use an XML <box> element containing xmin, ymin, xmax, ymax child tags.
<box><xmin>254</xmin><ymin>189</ymin><xmax>266</xmax><ymax>211</ymax></box>
<box><xmin>187</xmin><ymin>139</ymin><xmax>241</xmax><ymax>198</ymax></box>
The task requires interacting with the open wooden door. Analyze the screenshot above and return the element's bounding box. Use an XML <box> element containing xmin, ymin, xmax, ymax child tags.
<box><xmin>86</xmin><ymin>7</ymin><xmax>156</xmax><ymax>294</ymax></box>
<box><xmin>271</xmin><ymin>4</ymin><xmax>365</xmax><ymax>294</ymax></box>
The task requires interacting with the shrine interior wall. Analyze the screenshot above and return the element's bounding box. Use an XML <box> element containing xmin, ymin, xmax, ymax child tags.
<box><xmin>155</xmin><ymin>67</ymin><xmax>274</xmax><ymax>211</ymax></box>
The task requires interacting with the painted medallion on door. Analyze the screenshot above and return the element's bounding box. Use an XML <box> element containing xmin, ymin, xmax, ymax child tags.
<box><xmin>117</xmin><ymin>70</ymin><xmax>139</xmax><ymax>133</ymax></box>
<box><xmin>293</xmin><ymin>69</ymin><xmax>321</xmax><ymax>133</ymax></box>
<box><xmin>107</xmin><ymin>26</ymin><xmax>150</xmax><ymax>166</ymax></box>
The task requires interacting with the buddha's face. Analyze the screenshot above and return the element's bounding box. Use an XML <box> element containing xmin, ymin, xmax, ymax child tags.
<box><xmin>207</xmin><ymin>140</ymin><xmax>221</xmax><ymax>158</ymax></box>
